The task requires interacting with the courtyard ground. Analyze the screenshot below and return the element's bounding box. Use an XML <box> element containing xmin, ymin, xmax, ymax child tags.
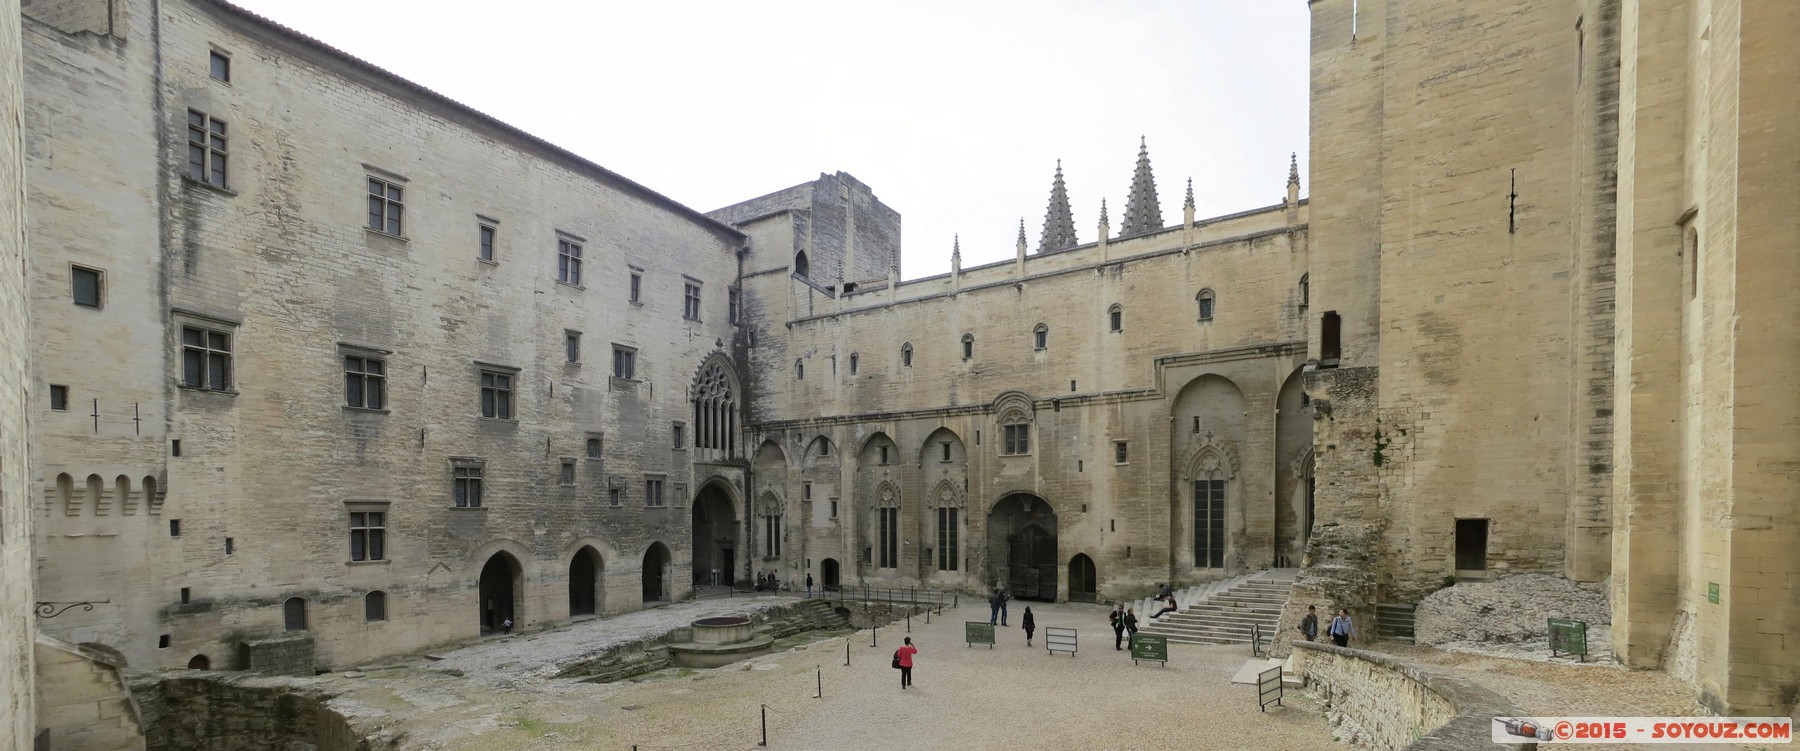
<box><xmin>322</xmin><ymin>597</ymin><xmax>1342</xmax><ymax>750</ymax></box>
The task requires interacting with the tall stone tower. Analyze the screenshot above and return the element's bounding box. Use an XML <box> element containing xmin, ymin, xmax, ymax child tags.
<box><xmin>0</xmin><ymin>0</ymin><xmax>34</xmax><ymax>744</ymax></box>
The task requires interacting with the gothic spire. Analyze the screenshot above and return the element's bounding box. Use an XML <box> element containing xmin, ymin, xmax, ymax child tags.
<box><xmin>1183</xmin><ymin>177</ymin><xmax>1196</xmax><ymax>228</ymax></box>
<box><xmin>1038</xmin><ymin>160</ymin><xmax>1078</xmax><ymax>253</ymax></box>
<box><xmin>1016</xmin><ymin>218</ymin><xmax>1028</xmax><ymax>249</ymax></box>
<box><xmin>1121</xmin><ymin>136</ymin><xmax>1163</xmax><ymax>236</ymax></box>
<box><xmin>1288</xmin><ymin>152</ymin><xmax>1300</xmax><ymax>186</ymax></box>
<box><xmin>951</xmin><ymin>234</ymin><xmax>962</xmax><ymax>268</ymax></box>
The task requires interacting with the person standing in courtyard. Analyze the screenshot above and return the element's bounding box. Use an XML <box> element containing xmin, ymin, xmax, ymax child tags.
<box><xmin>806</xmin><ymin>572</ymin><xmax>814</xmax><ymax>599</ymax></box>
<box><xmin>896</xmin><ymin>636</ymin><xmax>917</xmax><ymax>689</ymax></box>
<box><xmin>1022</xmin><ymin>607</ymin><xmax>1036</xmax><ymax>647</ymax></box>
<box><xmin>989</xmin><ymin>589</ymin><xmax>1002</xmax><ymax>626</ymax></box>
<box><xmin>1298</xmin><ymin>605</ymin><xmax>1319</xmax><ymax>642</ymax></box>
<box><xmin>999</xmin><ymin>587</ymin><xmax>1010</xmax><ymax>626</ymax></box>
<box><xmin>1124</xmin><ymin>607</ymin><xmax>1139</xmax><ymax>649</ymax></box>
<box><xmin>1110</xmin><ymin>604</ymin><xmax>1126</xmax><ymax>650</ymax></box>
<box><xmin>1328</xmin><ymin>608</ymin><xmax>1355</xmax><ymax>647</ymax></box>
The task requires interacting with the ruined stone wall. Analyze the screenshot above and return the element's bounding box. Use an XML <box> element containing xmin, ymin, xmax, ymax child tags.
<box><xmin>130</xmin><ymin>676</ymin><xmax>377</xmax><ymax>751</ymax></box>
<box><xmin>24</xmin><ymin>0</ymin><xmax>747</xmax><ymax>673</ymax></box>
<box><xmin>0</xmin><ymin>0</ymin><xmax>33</xmax><ymax>745</ymax></box>
<box><xmin>33</xmin><ymin>637</ymin><xmax>144</xmax><ymax>751</ymax></box>
<box><xmin>1292</xmin><ymin>642</ymin><xmax>1533</xmax><ymax>751</ymax></box>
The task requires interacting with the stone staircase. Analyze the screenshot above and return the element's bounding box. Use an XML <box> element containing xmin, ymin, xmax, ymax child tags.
<box><xmin>1139</xmin><ymin>571</ymin><xmax>1295</xmax><ymax>645</ymax></box>
<box><xmin>1375</xmin><ymin>602</ymin><xmax>1417</xmax><ymax>644</ymax></box>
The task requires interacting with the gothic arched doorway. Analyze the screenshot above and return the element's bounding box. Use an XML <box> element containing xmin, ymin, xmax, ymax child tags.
<box><xmin>478</xmin><ymin>551</ymin><xmax>521</xmax><ymax>633</ymax></box>
<box><xmin>987</xmin><ymin>492</ymin><xmax>1058</xmax><ymax>601</ymax></box>
<box><xmin>569</xmin><ymin>546</ymin><xmax>602</xmax><ymax>617</ymax></box>
<box><xmin>820</xmin><ymin>558</ymin><xmax>841</xmax><ymax>590</ymax></box>
<box><xmin>692</xmin><ymin>481</ymin><xmax>740</xmax><ymax>587</ymax></box>
<box><xmin>643</xmin><ymin>542</ymin><xmax>671</xmax><ymax>602</ymax></box>
<box><xmin>1068</xmin><ymin>553</ymin><xmax>1097</xmax><ymax>603</ymax></box>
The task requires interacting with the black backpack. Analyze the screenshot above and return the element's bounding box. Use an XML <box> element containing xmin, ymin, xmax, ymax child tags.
<box><xmin>891</xmin><ymin>650</ymin><xmax>901</xmax><ymax>669</ymax></box>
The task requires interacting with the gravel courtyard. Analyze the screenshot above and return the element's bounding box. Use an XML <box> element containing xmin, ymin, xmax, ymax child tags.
<box><xmin>325</xmin><ymin>597</ymin><xmax>1342</xmax><ymax>750</ymax></box>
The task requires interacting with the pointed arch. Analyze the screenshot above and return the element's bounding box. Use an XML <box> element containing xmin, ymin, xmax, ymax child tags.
<box><xmin>689</xmin><ymin>354</ymin><xmax>741</xmax><ymax>456</ymax></box>
<box><xmin>900</xmin><ymin>342</ymin><xmax>913</xmax><ymax>367</ymax></box>
<box><xmin>932</xmin><ymin>479</ymin><xmax>963</xmax><ymax>573</ymax></box>
<box><xmin>793</xmin><ymin>250</ymin><xmax>810</xmax><ymax>278</ymax></box>
<box><xmin>1108</xmin><ymin>303</ymin><xmax>1123</xmax><ymax>332</ymax></box>
<box><xmin>874</xmin><ymin>481</ymin><xmax>901</xmax><ymax>569</ymax></box>
<box><xmin>919</xmin><ymin>427</ymin><xmax>965</xmax><ymax>465</ymax></box>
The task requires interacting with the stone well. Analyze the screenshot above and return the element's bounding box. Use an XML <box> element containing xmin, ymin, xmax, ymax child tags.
<box><xmin>668</xmin><ymin>615</ymin><xmax>773</xmax><ymax>668</ymax></box>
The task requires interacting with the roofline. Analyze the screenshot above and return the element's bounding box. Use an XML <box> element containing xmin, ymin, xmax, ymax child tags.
<box><xmin>195</xmin><ymin>0</ymin><xmax>745</xmax><ymax>244</ymax></box>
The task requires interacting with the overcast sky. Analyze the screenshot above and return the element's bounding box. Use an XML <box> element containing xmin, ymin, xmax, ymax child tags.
<box><xmin>231</xmin><ymin>1</ymin><xmax>1310</xmax><ymax>279</ymax></box>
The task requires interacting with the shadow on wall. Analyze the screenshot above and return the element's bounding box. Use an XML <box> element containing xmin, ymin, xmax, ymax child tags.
<box><xmin>128</xmin><ymin>674</ymin><xmax>383</xmax><ymax>751</ymax></box>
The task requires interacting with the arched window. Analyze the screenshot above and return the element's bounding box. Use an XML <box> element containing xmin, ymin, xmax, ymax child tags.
<box><xmin>961</xmin><ymin>334</ymin><xmax>974</xmax><ymax>361</ymax></box>
<box><xmin>794</xmin><ymin>251</ymin><xmax>810</xmax><ymax>278</ymax></box>
<box><xmin>901</xmin><ymin>342</ymin><xmax>913</xmax><ymax>367</ymax></box>
<box><xmin>1108</xmin><ymin>304</ymin><xmax>1123</xmax><ymax>332</ymax></box>
<box><xmin>691</xmin><ymin>360</ymin><xmax>737</xmax><ymax>456</ymax></box>
<box><xmin>365</xmin><ymin>591</ymin><xmax>387</xmax><ymax>622</ymax></box>
<box><xmin>116</xmin><ymin>475</ymin><xmax>132</xmax><ymax>513</ymax></box>
<box><xmin>795</xmin><ymin>359</ymin><xmax>804</xmax><ymax>380</ymax></box>
<box><xmin>849</xmin><ymin>353</ymin><xmax>859</xmax><ymax>375</ymax></box>
<box><xmin>1298</xmin><ymin>274</ymin><xmax>1310</xmax><ymax>308</ymax></box>
<box><xmin>1032</xmin><ymin>324</ymin><xmax>1048</xmax><ymax>351</ymax></box>
<box><xmin>56</xmin><ymin>473</ymin><xmax>73</xmax><ymax>514</ymax></box>
<box><xmin>1196</xmin><ymin>289</ymin><xmax>1216</xmax><ymax>322</ymax></box>
<box><xmin>1000</xmin><ymin>412</ymin><xmax>1031</xmax><ymax>455</ymax></box>
<box><xmin>283</xmin><ymin>597</ymin><xmax>308</xmax><ymax>631</ymax></box>
<box><xmin>876</xmin><ymin>484</ymin><xmax>900</xmax><ymax>569</ymax></box>
<box><xmin>86</xmin><ymin>474</ymin><xmax>103</xmax><ymax>511</ymax></box>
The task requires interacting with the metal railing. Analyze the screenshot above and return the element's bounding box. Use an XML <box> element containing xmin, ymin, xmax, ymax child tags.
<box><xmin>819</xmin><ymin>584</ymin><xmax>952</xmax><ymax>612</ymax></box>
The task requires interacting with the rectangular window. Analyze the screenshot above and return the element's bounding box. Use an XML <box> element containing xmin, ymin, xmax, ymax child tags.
<box><xmin>764</xmin><ymin>514</ymin><xmax>783</xmax><ymax>557</ymax></box>
<box><xmin>878</xmin><ymin>507</ymin><xmax>899</xmax><ymax>568</ymax></box>
<box><xmin>170</xmin><ymin>519</ymin><xmax>181</xmax><ymax>536</ymax></box>
<box><xmin>803</xmin><ymin>482</ymin><xmax>812</xmax><ymax>501</ymax></box>
<box><xmin>683</xmin><ymin>281</ymin><xmax>702</xmax><ymax>320</ymax></box>
<box><xmin>1194</xmin><ymin>479</ymin><xmax>1225</xmax><ymax>568</ymax></box>
<box><xmin>49</xmin><ymin>384</ymin><xmax>68</xmax><ymax>411</ymax></box>
<box><xmin>937</xmin><ymin>507</ymin><xmax>959</xmax><ymax>571</ymax></box>
<box><xmin>349</xmin><ymin>509</ymin><xmax>386</xmax><ymax>561</ymax></box>
<box><xmin>71</xmin><ymin>266</ymin><xmax>102</xmax><ymax>308</ymax></box>
<box><xmin>673</xmin><ymin>483</ymin><xmax>686</xmax><ymax>508</ymax></box>
<box><xmin>344</xmin><ymin>355</ymin><xmax>386</xmax><ymax>410</ymax></box>
<box><xmin>941</xmin><ymin>442</ymin><xmax>951</xmax><ymax>462</ymax></box>
<box><xmin>586</xmin><ymin>437</ymin><xmax>602</xmax><ymax>459</ymax></box>
<box><xmin>452</xmin><ymin>462</ymin><xmax>484</xmax><ymax>507</ymax></box>
<box><xmin>557</xmin><ymin>238</ymin><xmax>583</xmax><ymax>286</ymax></box>
<box><xmin>645</xmin><ymin>478</ymin><xmax>665</xmax><ymax>507</ymax></box>
<box><xmin>609</xmin><ymin>488</ymin><xmax>622</xmax><ymax>507</ymax></box>
<box><xmin>612</xmin><ymin>346</ymin><xmax>636</xmax><ymax>379</ymax></box>
<box><xmin>672</xmin><ymin>423</ymin><xmax>685</xmax><ymax>448</ymax></box>
<box><xmin>830</xmin><ymin>499</ymin><xmax>838</xmax><ymax>519</ymax></box>
<box><xmin>565</xmin><ymin>330</ymin><xmax>581</xmax><ymax>363</ymax></box>
<box><xmin>1114</xmin><ymin>441</ymin><xmax>1129</xmax><ymax>465</ymax></box>
<box><xmin>629</xmin><ymin>271</ymin><xmax>642</xmax><ymax>303</ymax></box>
<box><xmin>186</xmin><ymin>110</ymin><xmax>228</xmax><ymax>187</ymax></box>
<box><xmin>1455</xmin><ymin>519</ymin><xmax>1490</xmax><ymax>571</ymax></box>
<box><xmin>879</xmin><ymin>445</ymin><xmax>889</xmax><ymax>464</ymax></box>
<box><xmin>728</xmin><ymin>288</ymin><xmax>741</xmax><ymax>324</ymax></box>
<box><xmin>209</xmin><ymin>50</ymin><xmax>231</xmax><ymax>82</ymax></box>
<box><xmin>478</xmin><ymin>224</ymin><xmax>496</xmax><ymax>262</ymax></box>
<box><xmin>479</xmin><ymin>370</ymin><xmax>513</xmax><ymax>419</ymax></box>
<box><xmin>180</xmin><ymin>325</ymin><xmax>233</xmax><ymax>391</ymax></box>
<box><xmin>559</xmin><ymin>458</ymin><xmax>576</xmax><ymax>486</ymax></box>
<box><xmin>1002</xmin><ymin>424</ymin><xmax>1030</xmax><ymax>455</ymax></box>
<box><xmin>365</xmin><ymin>592</ymin><xmax>386</xmax><ymax>622</ymax></box>
<box><xmin>367</xmin><ymin>177</ymin><xmax>403</xmax><ymax>235</ymax></box>
<box><xmin>1320</xmin><ymin>311</ymin><xmax>1342</xmax><ymax>367</ymax></box>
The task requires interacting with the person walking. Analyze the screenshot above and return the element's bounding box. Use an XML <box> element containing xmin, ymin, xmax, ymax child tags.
<box><xmin>500</xmin><ymin>617</ymin><xmax>513</xmax><ymax>635</ymax></box>
<box><xmin>1110</xmin><ymin>604</ymin><xmax>1127</xmax><ymax>651</ymax></box>
<box><xmin>1328</xmin><ymin>608</ymin><xmax>1355</xmax><ymax>647</ymax></box>
<box><xmin>805</xmin><ymin>572</ymin><xmax>814</xmax><ymax>599</ymax></box>
<box><xmin>988</xmin><ymin>589</ymin><xmax>1002</xmax><ymax>626</ymax></box>
<box><xmin>1298</xmin><ymin>605</ymin><xmax>1319</xmax><ymax>642</ymax></box>
<box><xmin>895</xmin><ymin>637</ymin><xmax>918</xmax><ymax>689</ymax></box>
<box><xmin>998</xmin><ymin>588</ymin><xmax>1010</xmax><ymax>626</ymax></box>
<box><xmin>1124</xmin><ymin>608</ymin><xmax>1140</xmax><ymax>650</ymax></box>
<box><xmin>1022</xmin><ymin>607</ymin><xmax>1036</xmax><ymax>647</ymax></box>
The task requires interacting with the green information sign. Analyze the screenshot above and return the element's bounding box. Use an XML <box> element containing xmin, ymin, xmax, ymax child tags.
<box><xmin>1548</xmin><ymin>618</ymin><xmax>1588</xmax><ymax>662</ymax></box>
<box><xmin>1708</xmin><ymin>582</ymin><xmax>1720</xmax><ymax>604</ymax></box>
<box><xmin>1130</xmin><ymin>633</ymin><xmax>1168</xmax><ymax>666</ymax></box>
<box><xmin>964</xmin><ymin>621</ymin><xmax>995</xmax><ymax>649</ymax></box>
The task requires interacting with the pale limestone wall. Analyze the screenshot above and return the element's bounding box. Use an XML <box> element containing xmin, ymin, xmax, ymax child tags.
<box><xmin>733</xmin><ymin>195</ymin><xmax>1312</xmax><ymax>597</ymax></box>
<box><xmin>33</xmin><ymin>637</ymin><xmax>145</xmax><ymax>751</ymax></box>
<box><xmin>1303</xmin><ymin>0</ymin><xmax>1618</xmax><ymax>602</ymax></box>
<box><xmin>25</xmin><ymin>0</ymin><xmax>747</xmax><ymax>672</ymax></box>
<box><xmin>0</xmin><ymin>0</ymin><xmax>33</xmax><ymax>746</ymax></box>
<box><xmin>1292</xmin><ymin>642</ymin><xmax>1532</xmax><ymax>751</ymax></box>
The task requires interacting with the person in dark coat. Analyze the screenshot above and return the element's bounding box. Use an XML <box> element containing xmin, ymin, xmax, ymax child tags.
<box><xmin>1298</xmin><ymin>604</ymin><xmax>1319</xmax><ymax>642</ymax></box>
<box><xmin>1110</xmin><ymin>604</ymin><xmax>1127</xmax><ymax>650</ymax></box>
<box><xmin>988</xmin><ymin>589</ymin><xmax>1002</xmax><ymax>625</ymax></box>
<box><xmin>1124</xmin><ymin>608</ymin><xmax>1140</xmax><ymax>649</ymax></box>
<box><xmin>1022</xmin><ymin>607</ymin><xmax>1036</xmax><ymax>646</ymax></box>
<box><xmin>806</xmin><ymin>572</ymin><xmax>814</xmax><ymax>599</ymax></box>
<box><xmin>998</xmin><ymin>588</ymin><xmax>1010</xmax><ymax>626</ymax></box>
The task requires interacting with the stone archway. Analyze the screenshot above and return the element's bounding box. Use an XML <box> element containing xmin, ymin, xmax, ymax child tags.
<box><xmin>643</xmin><ymin>542</ymin><xmax>671</xmax><ymax>602</ymax></box>
<box><xmin>691</xmin><ymin>481</ymin><xmax>740</xmax><ymax>587</ymax></box>
<box><xmin>1068</xmin><ymin>553</ymin><xmax>1098</xmax><ymax>603</ymax></box>
<box><xmin>820</xmin><ymin>558</ymin><xmax>841</xmax><ymax>590</ymax></box>
<box><xmin>478</xmin><ymin>551</ymin><xmax>522</xmax><ymax>633</ymax></box>
<box><xmin>987</xmin><ymin>492</ymin><xmax>1058</xmax><ymax>601</ymax></box>
<box><xmin>569</xmin><ymin>546</ymin><xmax>602</xmax><ymax>617</ymax></box>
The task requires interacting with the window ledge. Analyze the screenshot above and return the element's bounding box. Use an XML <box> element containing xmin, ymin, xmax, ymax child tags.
<box><xmin>684</xmin><ymin>317</ymin><xmax>702</xmax><ymax>323</ymax></box>
<box><xmin>180</xmin><ymin>175</ymin><xmax>237</xmax><ymax>196</ymax></box>
<box><xmin>478</xmin><ymin>417</ymin><xmax>518</xmax><ymax>424</ymax></box>
<box><xmin>477</xmin><ymin>258</ymin><xmax>499</xmax><ymax>267</ymax></box>
<box><xmin>343</xmin><ymin>406</ymin><xmax>390</xmax><ymax>415</ymax></box>
<box><xmin>448</xmin><ymin>505</ymin><xmax>487</xmax><ymax>511</ymax></box>
<box><xmin>629</xmin><ymin>300</ymin><xmax>644</xmax><ymax>307</ymax></box>
<box><xmin>178</xmin><ymin>385</ymin><xmax>239</xmax><ymax>397</ymax></box>
<box><xmin>556</xmin><ymin>280</ymin><xmax>585</xmax><ymax>291</ymax></box>
<box><xmin>365</xmin><ymin>227</ymin><xmax>410</xmax><ymax>243</ymax></box>
<box><xmin>346</xmin><ymin>559</ymin><xmax>391</xmax><ymax>566</ymax></box>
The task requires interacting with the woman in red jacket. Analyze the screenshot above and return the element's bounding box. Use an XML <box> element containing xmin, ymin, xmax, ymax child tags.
<box><xmin>895</xmin><ymin>637</ymin><xmax>917</xmax><ymax>689</ymax></box>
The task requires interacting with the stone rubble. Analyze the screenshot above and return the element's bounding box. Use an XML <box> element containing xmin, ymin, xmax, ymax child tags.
<box><xmin>1413</xmin><ymin>574</ymin><xmax>1612</xmax><ymax>651</ymax></box>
